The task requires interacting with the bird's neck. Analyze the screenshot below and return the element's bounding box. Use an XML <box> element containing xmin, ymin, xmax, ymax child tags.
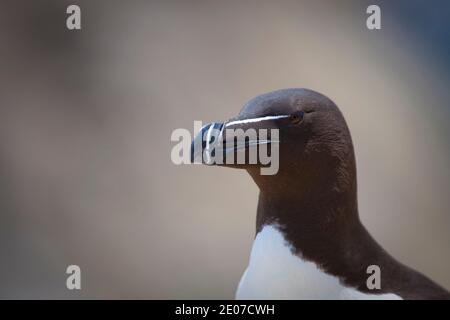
<box><xmin>254</xmin><ymin>182</ymin><xmax>398</xmax><ymax>292</ymax></box>
<box><xmin>254</xmin><ymin>163</ymin><xmax>359</xmax><ymax>232</ymax></box>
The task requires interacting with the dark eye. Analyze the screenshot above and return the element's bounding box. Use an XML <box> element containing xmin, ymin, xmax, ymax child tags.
<box><xmin>290</xmin><ymin>111</ymin><xmax>304</xmax><ymax>124</ymax></box>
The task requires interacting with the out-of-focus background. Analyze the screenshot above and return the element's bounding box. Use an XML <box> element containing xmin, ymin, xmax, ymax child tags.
<box><xmin>0</xmin><ymin>0</ymin><xmax>449</xmax><ymax>299</ymax></box>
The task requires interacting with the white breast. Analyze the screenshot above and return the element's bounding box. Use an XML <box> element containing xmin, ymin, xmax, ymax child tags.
<box><xmin>235</xmin><ymin>225</ymin><xmax>402</xmax><ymax>300</ymax></box>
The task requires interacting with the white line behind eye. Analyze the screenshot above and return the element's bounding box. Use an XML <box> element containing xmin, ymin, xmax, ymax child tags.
<box><xmin>225</xmin><ymin>115</ymin><xmax>290</xmax><ymax>127</ymax></box>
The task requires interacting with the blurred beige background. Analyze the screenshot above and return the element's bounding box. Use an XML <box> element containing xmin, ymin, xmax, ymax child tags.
<box><xmin>0</xmin><ymin>0</ymin><xmax>449</xmax><ymax>298</ymax></box>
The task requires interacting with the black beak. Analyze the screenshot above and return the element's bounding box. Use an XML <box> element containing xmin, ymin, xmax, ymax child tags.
<box><xmin>190</xmin><ymin>122</ymin><xmax>224</xmax><ymax>164</ymax></box>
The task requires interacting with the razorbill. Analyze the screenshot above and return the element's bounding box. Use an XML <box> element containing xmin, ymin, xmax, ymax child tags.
<box><xmin>190</xmin><ymin>88</ymin><xmax>450</xmax><ymax>300</ymax></box>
